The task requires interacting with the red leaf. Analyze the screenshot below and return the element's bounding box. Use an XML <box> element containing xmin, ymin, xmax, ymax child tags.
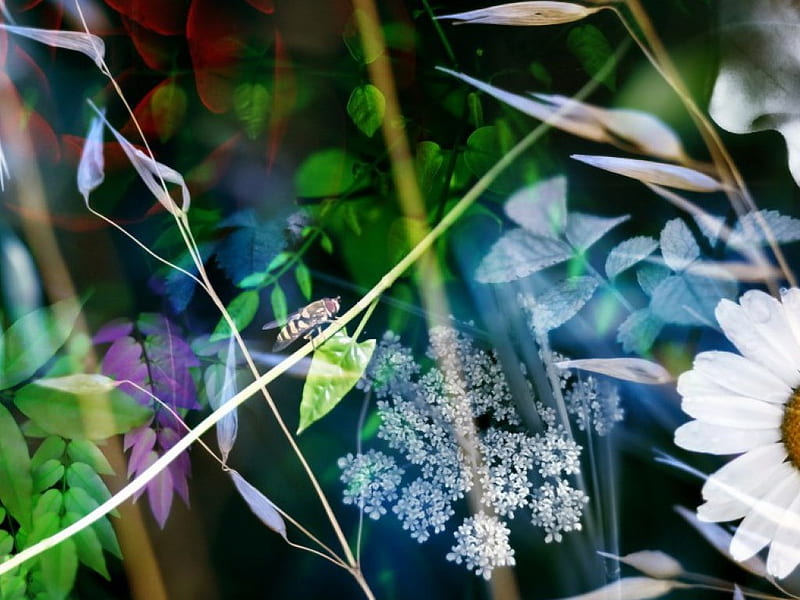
<box><xmin>130</xmin><ymin>78</ymin><xmax>188</xmax><ymax>142</ymax></box>
<box><xmin>104</xmin><ymin>0</ymin><xmax>190</xmax><ymax>35</ymax></box>
<box><xmin>267</xmin><ymin>28</ymin><xmax>295</xmax><ymax>170</ymax></box>
<box><xmin>122</xmin><ymin>16</ymin><xmax>180</xmax><ymax>71</ymax></box>
<box><xmin>244</xmin><ymin>0</ymin><xmax>275</xmax><ymax>14</ymax></box>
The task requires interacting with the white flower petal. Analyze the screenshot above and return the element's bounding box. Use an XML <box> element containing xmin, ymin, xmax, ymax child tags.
<box><xmin>674</xmin><ymin>420</ymin><xmax>780</xmax><ymax>455</ymax></box>
<box><xmin>780</xmin><ymin>288</ymin><xmax>800</xmax><ymax>350</ymax></box>
<box><xmin>698</xmin><ymin>497</ymin><xmax>750</xmax><ymax>522</ymax></box>
<box><xmin>767</xmin><ymin>490</ymin><xmax>800</xmax><ymax>578</ymax></box>
<box><xmin>730</xmin><ymin>463</ymin><xmax>800</xmax><ymax>561</ymax></box>
<box><xmin>683</xmin><ymin>351</ymin><xmax>792</xmax><ymax>404</ymax></box>
<box><xmin>681</xmin><ymin>395</ymin><xmax>783</xmax><ymax>429</ymax></box>
<box><xmin>703</xmin><ymin>443</ymin><xmax>788</xmax><ymax>501</ymax></box>
<box><xmin>716</xmin><ymin>293</ymin><xmax>800</xmax><ymax>387</ymax></box>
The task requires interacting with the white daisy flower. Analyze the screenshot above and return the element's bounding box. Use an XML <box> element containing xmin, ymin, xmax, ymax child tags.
<box><xmin>675</xmin><ymin>288</ymin><xmax>800</xmax><ymax>579</ymax></box>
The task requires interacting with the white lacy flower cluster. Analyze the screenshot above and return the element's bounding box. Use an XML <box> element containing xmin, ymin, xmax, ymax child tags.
<box><xmin>340</xmin><ymin>327</ymin><xmax>589</xmax><ymax>580</ymax></box>
<box><xmin>564</xmin><ymin>375</ymin><xmax>624</xmax><ymax>436</ymax></box>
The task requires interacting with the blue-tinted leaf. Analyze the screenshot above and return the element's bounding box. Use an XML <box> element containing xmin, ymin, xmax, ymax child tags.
<box><xmin>0</xmin><ymin>403</ymin><xmax>32</xmax><ymax>528</ymax></box>
<box><xmin>229</xmin><ymin>470</ymin><xmax>286</xmax><ymax>539</ymax></box>
<box><xmin>504</xmin><ymin>177</ymin><xmax>567</xmax><ymax>237</ymax></box>
<box><xmin>605</xmin><ymin>236</ymin><xmax>659</xmax><ymax>279</ymax></box>
<box><xmin>650</xmin><ymin>274</ymin><xmax>737</xmax><ymax>326</ymax></box>
<box><xmin>565</xmin><ymin>212</ymin><xmax>629</xmax><ymax>252</ymax></box>
<box><xmin>522</xmin><ymin>276</ymin><xmax>599</xmax><ymax>331</ymax></box>
<box><xmin>15</xmin><ymin>374</ymin><xmax>152</xmax><ymax>440</ymax></box>
<box><xmin>660</xmin><ymin>219</ymin><xmax>699</xmax><ymax>271</ymax></box>
<box><xmin>159</xmin><ymin>242</ymin><xmax>217</xmax><ymax>314</ymax></box>
<box><xmin>695</xmin><ymin>209</ymin><xmax>800</xmax><ymax>250</ymax></box>
<box><xmin>209</xmin><ymin>290</ymin><xmax>260</xmax><ymax>343</ymax></box>
<box><xmin>617</xmin><ymin>309</ymin><xmax>663</xmax><ymax>354</ymax></box>
<box><xmin>298</xmin><ymin>331</ymin><xmax>375</xmax><ymax>433</ymax></box>
<box><xmin>1</xmin><ymin>297</ymin><xmax>83</xmax><ymax>390</ymax></box>
<box><xmin>215</xmin><ymin>211</ymin><xmax>287</xmax><ymax>286</ymax></box>
<box><xmin>637</xmin><ymin>263</ymin><xmax>670</xmax><ymax>297</ymax></box>
<box><xmin>476</xmin><ymin>229</ymin><xmax>572</xmax><ymax>283</ymax></box>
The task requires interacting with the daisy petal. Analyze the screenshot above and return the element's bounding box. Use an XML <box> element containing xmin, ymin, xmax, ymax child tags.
<box><xmin>698</xmin><ymin>497</ymin><xmax>751</xmax><ymax>522</ymax></box>
<box><xmin>674</xmin><ymin>420</ymin><xmax>780</xmax><ymax>455</ymax></box>
<box><xmin>716</xmin><ymin>292</ymin><xmax>800</xmax><ymax>387</ymax></box>
<box><xmin>681</xmin><ymin>395</ymin><xmax>783</xmax><ymax>429</ymax></box>
<box><xmin>702</xmin><ymin>443</ymin><xmax>787</xmax><ymax>501</ymax></box>
<box><xmin>781</xmin><ymin>288</ymin><xmax>800</xmax><ymax>350</ymax></box>
<box><xmin>767</xmin><ymin>491</ymin><xmax>800</xmax><ymax>578</ymax></box>
<box><xmin>730</xmin><ymin>463</ymin><xmax>800</xmax><ymax>561</ymax></box>
<box><xmin>683</xmin><ymin>351</ymin><xmax>792</xmax><ymax>404</ymax></box>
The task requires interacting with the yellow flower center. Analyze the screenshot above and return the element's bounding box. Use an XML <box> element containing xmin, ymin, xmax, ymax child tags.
<box><xmin>782</xmin><ymin>389</ymin><xmax>800</xmax><ymax>468</ymax></box>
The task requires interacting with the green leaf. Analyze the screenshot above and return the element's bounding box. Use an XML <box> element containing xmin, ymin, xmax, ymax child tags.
<box><xmin>319</xmin><ymin>231</ymin><xmax>334</xmax><ymax>254</ymax></box>
<box><xmin>270</xmin><ymin>285</ymin><xmax>288</xmax><ymax>327</ymax></box>
<box><xmin>347</xmin><ymin>84</ymin><xmax>385</xmax><ymax>137</ymax></box>
<box><xmin>31</xmin><ymin>437</ymin><xmax>66</xmax><ymax>472</ymax></box>
<box><xmin>65</xmin><ymin>441</ymin><xmax>114</xmax><ymax>476</ymax></box>
<box><xmin>567</xmin><ymin>24</ymin><xmax>615</xmax><ymax>91</ymax></box>
<box><xmin>33</xmin><ymin>490</ymin><xmax>63</xmax><ymax>520</ymax></box>
<box><xmin>0</xmin><ymin>403</ymin><xmax>33</xmax><ymax>528</ymax></box>
<box><xmin>343</xmin><ymin>9</ymin><xmax>383</xmax><ymax>64</ymax></box>
<box><xmin>298</xmin><ymin>330</ymin><xmax>375</xmax><ymax>433</ymax></box>
<box><xmin>32</xmin><ymin>460</ymin><xmax>65</xmax><ymax>494</ymax></box>
<box><xmin>14</xmin><ymin>374</ymin><xmax>152</xmax><ymax>441</ymax></box>
<box><xmin>65</xmin><ymin>463</ymin><xmax>111</xmax><ymax>508</ymax></box>
<box><xmin>0</xmin><ymin>575</ymin><xmax>26</xmax><ymax>600</ymax></box>
<box><xmin>150</xmin><ymin>80</ymin><xmax>188</xmax><ymax>143</ymax></box>
<box><xmin>463</xmin><ymin>125</ymin><xmax>519</xmax><ymax>193</ymax></box>
<box><xmin>0</xmin><ymin>530</ymin><xmax>13</xmax><ymax>556</ymax></box>
<box><xmin>294</xmin><ymin>263</ymin><xmax>312</xmax><ymax>301</ymax></box>
<box><xmin>209</xmin><ymin>291</ymin><xmax>260</xmax><ymax>343</ymax></box>
<box><xmin>295</xmin><ymin>149</ymin><xmax>362</xmax><ymax>198</ymax></box>
<box><xmin>233</xmin><ymin>82</ymin><xmax>270</xmax><ymax>139</ymax></box>
<box><xmin>39</xmin><ymin>537</ymin><xmax>77</xmax><ymax>600</ymax></box>
<box><xmin>61</xmin><ymin>512</ymin><xmax>108</xmax><ymax>579</ymax></box>
<box><xmin>63</xmin><ymin>488</ymin><xmax>121</xmax><ymax>558</ymax></box>
<box><xmin>0</xmin><ymin>298</ymin><xmax>83</xmax><ymax>390</ymax></box>
<box><xmin>416</xmin><ymin>141</ymin><xmax>444</xmax><ymax>200</ymax></box>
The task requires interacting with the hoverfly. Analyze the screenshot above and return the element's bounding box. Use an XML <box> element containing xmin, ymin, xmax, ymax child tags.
<box><xmin>262</xmin><ymin>296</ymin><xmax>341</xmax><ymax>351</ymax></box>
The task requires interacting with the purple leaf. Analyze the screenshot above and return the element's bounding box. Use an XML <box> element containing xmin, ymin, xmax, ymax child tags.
<box><xmin>101</xmin><ymin>337</ymin><xmax>149</xmax><ymax>404</ymax></box>
<box><xmin>125</xmin><ymin>426</ymin><xmax>156</xmax><ymax>478</ymax></box>
<box><xmin>93</xmin><ymin>320</ymin><xmax>133</xmax><ymax>344</ymax></box>
<box><xmin>230</xmin><ymin>470</ymin><xmax>286</xmax><ymax>539</ymax></box>
<box><xmin>146</xmin><ymin>458</ymin><xmax>174</xmax><ymax>529</ymax></box>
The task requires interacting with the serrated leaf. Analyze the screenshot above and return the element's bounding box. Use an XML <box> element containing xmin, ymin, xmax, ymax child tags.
<box><xmin>565</xmin><ymin>212</ymin><xmax>629</xmax><ymax>252</ymax></box>
<box><xmin>606</xmin><ymin>236</ymin><xmax>659</xmax><ymax>279</ymax></box>
<box><xmin>294</xmin><ymin>263</ymin><xmax>313</xmax><ymax>301</ymax></box>
<box><xmin>15</xmin><ymin>374</ymin><xmax>152</xmax><ymax>440</ymax></box>
<box><xmin>0</xmin><ymin>297</ymin><xmax>83</xmax><ymax>390</ymax></box>
<box><xmin>598</xmin><ymin>550</ymin><xmax>683</xmax><ymax>579</ymax></box>
<box><xmin>347</xmin><ymin>84</ymin><xmax>385</xmax><ymax>137</ymax></box>
<box><xmin>660</xmin><ymin>219</ymin><xmax>699</xmax><ymax>271</ymax></box>
<box><xmin>617</xmin><ymin>309</ymin><xmax>663</xmax><ymax>354</ymax></box>
<box><xmin>61</xmin><ymin>512</ymin><xmax>108</xmax><ymax>579</ymax></box>
<box><xmin>295</xmin><ymin>148</ymin><xmax>362</xmax><ymax>198</ymax></box>
<box><xmin>298</xmin><ymin>331</ymin><xmax>375</xmax><ymax>433</ymax></box>
<box><xmin>65</xmin><ymin>441</ymin><xmax>114</xmax><ymax>476</ymax></box>
<box><xmin>233</xmin><ymin>83</ymin><xmax>270</xmax><ymax>139</ymax></box>
<box><xmin>695</xmin><ymin>209</ymin><xmax>800</xmax><ymax>251</ymax></box>
<box><xmin>65</xmin><ymin>463</ymin><xmax>111</xmax><ymax>507</ymax></box>
<box><xmin>0</xmin><ymin>403</ymin><xmax>33</xmax><ymax>528</ymax></box>
<box><xmin>32</xmin><ymin>460</ymin><xmax>65</xmax><ymax>494</ymax></box>
<box><xmin>567</xmin><ymin>24</ymin><xmax>615</xmax><ymax>91</ymax></box>
<box><xmin>572</xmin><ymin>154</ymin><xmax>723</xmax><ymax>192</ymax></box>
<box><xmin>39</xmin><ymin>537</ymin><xmax>77</xmax><ymax>600</ymax></box>
<box><xmin>504</xmin><ymin>177</ymin><xmax>567</xmax><ymax>237</ymax></box>
<box><xmin>522</xmin><ymin>276</ymin><xmax>599</xmax><ymax>331</ymax></box>
<box><xmin>637</xmin><ymin>264</ymin><xmax>670</xmax><ymax>297</ymax></box>
<box><xmin>650</xmin><ymin>274</ymin><xmax>736</xmax><ymax>326</ymax></box>
<box><xmin>475</xmin><ymin>229</ymin><xmax>572</xmax><ymax>283</ymax></box>
<box><xmin>31</xmin><ymin>437</ymin><xmax>66</xmax><ymax>471</ymax></box>
<box><xmin>215</xmin><ymin>211</ymin><xmax>287</xmax><ymax>287</ymax></box>
<box><xmin>437</xmin><ymin>2</ymin><xmax>602</xmax><ymax>25</ymax></box>
<box><xmin>229</xmin><ymin>470</ymin><xmax>286</xmax><ymax>539</ymax></box>
<box><xmin>209</xmin><ymin>290</ymin><xmax>260</xmax><ymax>343</ymax></box>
